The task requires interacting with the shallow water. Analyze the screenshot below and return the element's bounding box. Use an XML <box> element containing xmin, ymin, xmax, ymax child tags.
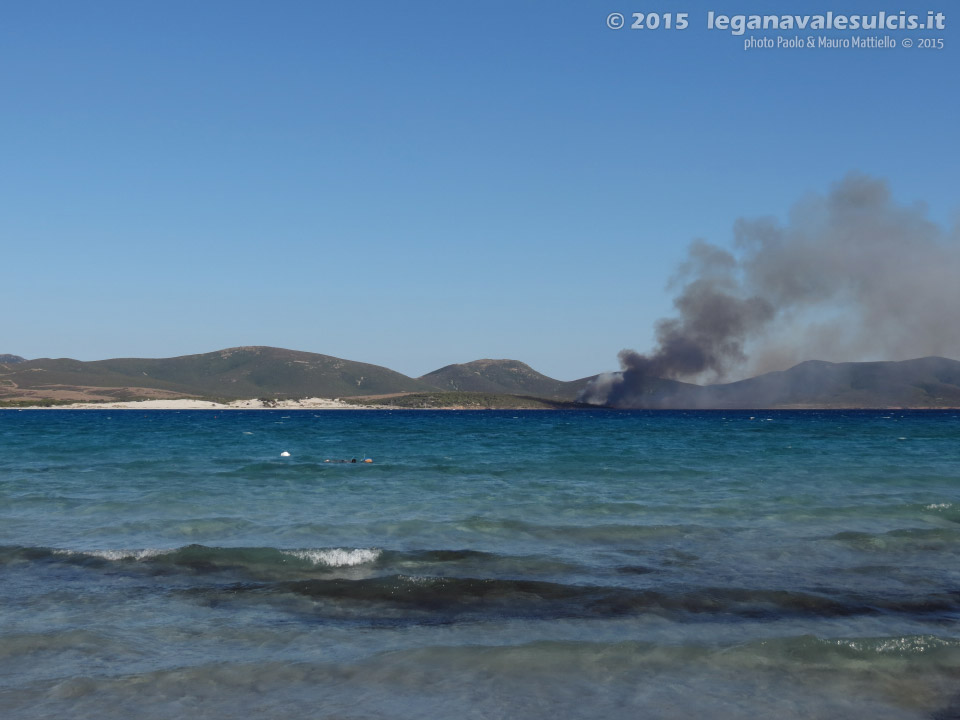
<box><xmin>1</xmin><ymin>409</ymin><xmax>959</xmax><ymax>718</ymax></box>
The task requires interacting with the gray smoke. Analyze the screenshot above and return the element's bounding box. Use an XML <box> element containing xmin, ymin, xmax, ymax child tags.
<box><xmin>581</xmin><ymin>173</ymin><xmax>960</xmax><ymax>407</ymax></box>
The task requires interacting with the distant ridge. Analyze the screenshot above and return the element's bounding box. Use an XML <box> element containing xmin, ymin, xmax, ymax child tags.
<box><xmin>604</xmin><ymin>356</ymin><xmax>960</xmax><ymax>409</ymax></box>
<box><xmin>3</xmin><ymin>348</ymin><xmax>959</xmax><ymax>408</ymax></box>
<box><xmin>419</xmin><ymin>359</ymin><xmax>594</xmax><ymax>400</ymax></box>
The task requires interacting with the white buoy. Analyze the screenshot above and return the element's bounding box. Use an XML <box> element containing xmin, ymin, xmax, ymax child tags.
<box><xmin>280</xmin><ymin>451</ymin><xmax>291</xmax><ymax>457</ymax></box>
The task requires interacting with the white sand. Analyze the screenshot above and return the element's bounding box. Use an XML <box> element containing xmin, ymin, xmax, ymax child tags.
<box><xmin>17</xmin><ymin>397</ymin><xmax>382</xmax><ymax>410</ymax></box>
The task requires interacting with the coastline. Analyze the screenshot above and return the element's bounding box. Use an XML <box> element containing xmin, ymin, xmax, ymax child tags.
<box><xmin>8</xmin><ymin>397</ymin><xmax>377</xmax><ymax>410</ymax></box>
<box><xmin>7</xmin><ymin>393</ymin><xmax>960</xmax><ymax>413</ymax></box>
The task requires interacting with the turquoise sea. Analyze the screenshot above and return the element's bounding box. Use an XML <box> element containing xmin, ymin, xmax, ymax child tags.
<box><xmin>1</xmin><ymin>409</ymin><xmax>959</xmax><ymax>719</ymax></box>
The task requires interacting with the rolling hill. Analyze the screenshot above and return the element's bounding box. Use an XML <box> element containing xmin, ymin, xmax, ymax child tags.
<box><xmin>419</xmin><ymin>359</ymin><xmax>594</xmax><ymax>400</ymax></box>
<box><xmin>3</xmin><ymin>348</ymin><xmax>960</xmax><ymax>408</ymax></box>
<box><xmin>0</xmin><ymin>346</ymin><xmax>434</xmax><ymax>402</ymax></box>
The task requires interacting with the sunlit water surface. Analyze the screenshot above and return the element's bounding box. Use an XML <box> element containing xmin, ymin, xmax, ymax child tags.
<box><xmin>1</xmin><ymin>409</ymin><xmax>958</xmax><ymax>719</ymax></box>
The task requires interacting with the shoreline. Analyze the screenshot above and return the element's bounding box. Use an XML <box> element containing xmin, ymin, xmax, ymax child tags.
<box><xmin>5</xmin><ymin>399</ymin><xmax>960</xmax><ymax>411</ymax></box>
<box><xmin>5</xmin><ymin>398</ymin><xmax>383</xmax><ymax>411</ymax></box>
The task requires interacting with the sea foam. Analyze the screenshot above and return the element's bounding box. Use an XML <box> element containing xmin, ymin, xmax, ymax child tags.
<box><xmin>53</xmin><ymin>548</ymin><xmax>172</xmax><ymax>561</ymax></box>
<box><xmin>282</xmin><ymin>548</ymin><xmax>381</xmax><ymax>567</ymax></box>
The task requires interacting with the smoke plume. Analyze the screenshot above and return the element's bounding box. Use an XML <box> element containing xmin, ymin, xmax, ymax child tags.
<box><xmin>581</xmin><ymin>173</ymin><xmax>960</xmax><ymax>407</ymax></box>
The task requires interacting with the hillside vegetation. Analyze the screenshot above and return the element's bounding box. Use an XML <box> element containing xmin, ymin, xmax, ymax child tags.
<box><xmin>419</xmin><ymin>359</ymin><xmax>593</xmax><ymax>400</ymax></box>
<box><xmin>0</xmin><ymin>346</ymin><xmax>432</xmax><ymax>402</ymax></box>
<box><xmin>3</xmin><ymin>347</ymin><xmax>960</xmax><ymax>408</ymax></box>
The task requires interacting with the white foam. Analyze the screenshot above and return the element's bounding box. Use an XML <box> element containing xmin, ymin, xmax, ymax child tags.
<box><xmin>282</xmin><ymin>548</ymin><xmax>381</xmax><ymax>567</ymax></box>
<box><xmin>54</xmin><ymin>548</ymin><xmax>171</xmax><ymax>561</ymax></box>
<box><xmin>925</xmin><ymin>503</ymin><xmax>952</xmax><ymax>510</ymax></box>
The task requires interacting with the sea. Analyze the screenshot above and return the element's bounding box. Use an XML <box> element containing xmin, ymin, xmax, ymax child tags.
<box><xmin>1</xmin><ymin>409</ymin><xmax>958</xmax><ymax>719</ymax></box>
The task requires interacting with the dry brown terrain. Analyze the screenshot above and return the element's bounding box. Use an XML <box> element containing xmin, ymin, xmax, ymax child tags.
<box><xmin>0</xmin><ymin>385</ymin><xmax>193</xmax><ymax>403</ymax></box>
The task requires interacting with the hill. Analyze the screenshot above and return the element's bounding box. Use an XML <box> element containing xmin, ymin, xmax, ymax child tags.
<box><xmin>4</xmin><ymin>348</ymin><xmax>959</xmax><ymax>408</ymax></box>
<box><xmin>0</xmin><ymin>346</ymin><xmax>433</xmax><ymax>403</ymax></box>
<box><xmin>609</xmin><ymin>357</ymin><xmax>960</xmax><ymax>408</ymax></box>
<box><xmin>419</xmin><ymin>359</ymin><xmax>593</xmax><ymax>400</ymax></box>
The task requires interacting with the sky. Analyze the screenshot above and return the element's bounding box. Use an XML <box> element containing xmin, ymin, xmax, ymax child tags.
<box><xmin>1</xmin><ymin>1</ymin><xmax>957</xmax><ymax>380</ymax></box>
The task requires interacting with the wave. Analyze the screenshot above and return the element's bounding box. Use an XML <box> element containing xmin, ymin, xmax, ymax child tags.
<box><xmin>0</xmin><ymin>543</ymin><xmax>384</xmax><ymax>580</ymax></box>
<box><xmin>183</xmin><ymin>574</ymin><xmax>960</xmax><ymax>626</ymax></box>
<box><xmin>281</xmin><ymin>548</ymin><xmax>382</xmax><ymax>567</ymax></box>
<box><xmin>48</xmin><ymin>546</ymin><xmax>383</xmax><ymax>568</ymax></box>
<box><xmin>0</xmin><ymin>543</ymin><xmax>578</xmax><ymax>583</ymax></box>
<box><xmin>5</xmin><ymin>542</ymin><xmax>958</xmax><ymax>626</ymax></box>
<box><xmin>52</xmin><ymin>548</ymin><xmax>171</xmax><ymax>561</ymax></box>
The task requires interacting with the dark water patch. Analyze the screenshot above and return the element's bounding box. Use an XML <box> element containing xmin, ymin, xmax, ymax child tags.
<box><xmin>0</xmin><ymin>545</ymin><xmax>74</xmax><ymax>567</ymax></box>
<box><xmin>616</xmin><ymin>565</ymin><xmax>657</xmax><ymax>575</ymax></box>
<box><xmin>378</xmin><ymin>548</ymin><xmax>585</xmax><ymax>579</ymax></box>
<box><xmin>183</xmin><ymin>575</ymin><xmax>960</xmax><ymax>626</ymax></box>
<box><xmin>658</xmin><ymin>548</ymin><xmax>700</xmax><ymax>566</ymax></box>
<box><xmin>400</xmin><ymin>549</ymin><xmax>492</xmax><ymax>562</ymax></box>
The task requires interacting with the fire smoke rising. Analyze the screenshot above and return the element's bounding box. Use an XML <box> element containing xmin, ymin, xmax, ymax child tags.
<box><xmin>581</xmin><ymin>174</ymin><xmax>960</xmax><ymax>407</ymax></box>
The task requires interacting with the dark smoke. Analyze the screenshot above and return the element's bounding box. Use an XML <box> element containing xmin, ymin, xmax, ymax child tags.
<box><xmin>581</xmin><ymin>173</ymin><xmax>960</xmax><ymax>407</ymax></box>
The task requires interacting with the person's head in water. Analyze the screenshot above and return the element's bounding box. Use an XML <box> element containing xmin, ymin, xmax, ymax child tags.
<box><xmin>351</xmin><ymin>458</ymin><xmax>357</xmax><ymax>463</ymax></box>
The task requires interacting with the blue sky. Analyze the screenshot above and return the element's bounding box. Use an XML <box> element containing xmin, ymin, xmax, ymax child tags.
<box><xmin>1</xmin><ymin>1</ymin><xmax>956</xmax><ymax>379</ymax></box>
